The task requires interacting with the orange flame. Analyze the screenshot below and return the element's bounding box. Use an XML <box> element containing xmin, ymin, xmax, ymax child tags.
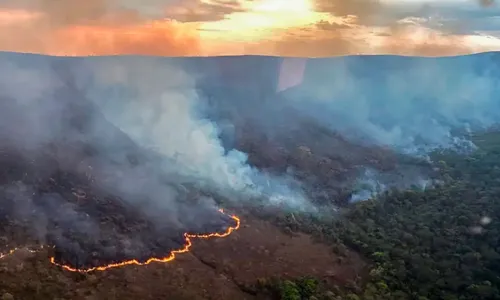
<box><xmin>0</xmin><ymin>245</ymin><xmax>48</xmax><ymax>259</ymax></box>
<box><xmin>0</xmin><ymin>248</ymin><xmax>17</xmax><ymax>259</ymax></box>
<box><xmin>1</xmin><ymin>209</ymin><xmax>240</xmax><ymax>273</ymax></box>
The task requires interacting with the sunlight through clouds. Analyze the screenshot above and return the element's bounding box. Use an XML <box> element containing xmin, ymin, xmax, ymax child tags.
<box><xmin>0</xmin><ymin>0</ymin><xmax>499</xmax><ymax>56</ymax></box>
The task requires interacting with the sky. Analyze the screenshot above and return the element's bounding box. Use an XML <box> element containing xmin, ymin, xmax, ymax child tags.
<box><xmin>0</xmin><ymin>0</ymin><xmax>499</xmax><ymax>57</ymax></box>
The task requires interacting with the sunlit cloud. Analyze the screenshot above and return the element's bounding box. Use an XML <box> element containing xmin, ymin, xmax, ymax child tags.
<box><xmin>0</xmin><ymin>0</ymin><xmax>498</xmax><ymax>57</ymax></box>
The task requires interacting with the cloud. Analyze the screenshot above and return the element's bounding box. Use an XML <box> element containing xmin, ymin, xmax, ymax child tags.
<box><xmin>311</xmin><ymin>0</ymin><xmax>500</xmax><ymax>29</ymax></box>
<box><xmin>53</xmin><ymin>22</ymin><xmax>201</xmax><ymax>56</ymax></box>
<box><xmin>375</xmin><ymin>25</ymin><xmax>478</xmax><ymax>56</ymax></box>
<box><xmin>312</xmin><ymin>0</ymin><xmax>382</xmax><ymax>22</ymax></box>
<box><xmin>0</xmin><ymin>0</ymin><xmax>499</xmax><ymax>57</ymax></box>
<box><xmin>0</xmin><ymin>0</ymin><xmax>135</xmax><ymax>26</ymax></box>
<box><xmin>244</xmin><ymin>20</ymin><xmax>493</xmax><ymax>58</ymax></box>
<box><xmin>0</xmin><ymin>0</ymin><xmax>245</xmax><ymax>25</ymax></box>
<box><xmin>0</xmin><ymin>0</ymin><xmax>202</xmax><ymax>55</ymax></box>
<box><xmin>315</xmin><ymin>19</ymin><xmax>354</xmax><ymax>30</ymax></box>
<box><xmin>165</xmin><ymin>0</ymin><xmax>246</xmax><ymax>22</ymax></box>
<box><xmin>0</xmin><ymin>13</ymin><xmax>201</xmax><ymax>55</ymax></box>
<box><xmin>438</xmin><ymin>10</ymin><xmax>500</xmax><ymax>36</ymax></box>
<box><xmin>248</xmin><ymin>0</ymin><xmax>498</xmax><ymax>57</ymax></box>
<box><xmin>246</xmin><ymin>28</ymin><xmax>357</xmax><ymax>57</ymax></box>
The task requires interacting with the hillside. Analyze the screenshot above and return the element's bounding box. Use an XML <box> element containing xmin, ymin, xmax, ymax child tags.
<box><xmin>0</xmin><ymin>51</ymin><xmax>499</xmax><ymax>299</ymax></box>
<box><xmin>0</xmin><ymin>53</ymin><xmax>371</xmax><ymax>299</ymax></box>
<box><xmin>258</xmin><ymin>130</ymin><xmax>500</xmax><ymax>300</ymax></box>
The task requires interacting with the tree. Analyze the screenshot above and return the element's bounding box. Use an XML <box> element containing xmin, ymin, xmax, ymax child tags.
<box><xmin>279</xmin><ymin>280</ymin><xmax>301</xmax><ymax>300</ymax></box>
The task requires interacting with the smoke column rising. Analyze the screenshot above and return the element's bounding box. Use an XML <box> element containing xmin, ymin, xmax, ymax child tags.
<box><xmin>0</xmin><ymin>53</ymin><xmax>253</xmax><ymax>266</ymax></box>
<box><xmin>76</xmin><ymin>57</ymin><xmax>311</xmax><ymax>210</ymax></box>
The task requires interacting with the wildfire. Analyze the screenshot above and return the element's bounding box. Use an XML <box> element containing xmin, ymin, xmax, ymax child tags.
<box><xmin>0</xmin><ymin>244</ymin><xmax>49</xmax><ymax>259</ymax></box>
<box><xmin>0</xmin><ymin>209</ymin><xmax>240</xmax><ymax>273</ymax></box>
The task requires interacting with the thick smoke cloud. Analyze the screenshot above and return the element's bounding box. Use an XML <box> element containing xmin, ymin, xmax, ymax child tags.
<box><xmin>0</xmin><ymin>53</ymin><xmax>250</xmax><ymax>266</ymax></box>
<box><xmin>0</xmin><ymin>53</ymin><xmax>313</xmax><ymax>270</ymax></box>
<box><xmin>176</xmin><ymin>54</ymin><xmax>500</xmax><ymax>203</ymax></box>
<box><xmin>282</xmin><ymin>55</ymin><xmax>500</xmax><ymax>155</ymax></box>
<box><xmin>75</xmin><ymin>56</ymin><xmax>310</xmax><ymax>210</ymax></box>
<box><xmin>53</xmin><ymin>53</ymin><xmax>500</xmax><ymax>208</ymax></box>
<box><xmin>233</xmin><ymin>54</ymin><xmax>500</xmax><ymax>202</ymax></box>
<box><xmin>3</xmin><ymin>50</ymin><xmax>498</xmax><ymax>239</ymax></box>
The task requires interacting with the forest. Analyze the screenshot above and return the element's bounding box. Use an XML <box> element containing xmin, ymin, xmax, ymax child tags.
<box><xmin>256</xmin><ymin>130</ymin><xmax>500</xmax><ymax>300</ymax></box>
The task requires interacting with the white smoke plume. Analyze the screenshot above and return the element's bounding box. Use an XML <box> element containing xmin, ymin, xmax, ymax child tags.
<box><xmin>75</xmin><ymin>56</ymin><xmax>310</xmax><ymax>210</ymax></box>
<box><xmin>283</xmin><ymin>55</ymin><xmax>500</xmax><ymax>155</ymax></box>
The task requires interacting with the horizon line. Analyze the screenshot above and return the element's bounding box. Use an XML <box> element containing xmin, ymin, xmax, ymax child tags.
<box><xmin>0</xmin><ymin>50</ymin><xmax>499</xmax><ymax>60</ymax></box>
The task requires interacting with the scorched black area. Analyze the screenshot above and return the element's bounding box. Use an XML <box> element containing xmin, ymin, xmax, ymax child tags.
<box><xmin>0</xmin><ymin>61</ymin><xmax>235</xmax><ymax>269</ymax></box>
<box><xmin>0</xmin><ymin>145</ymin><xmax>236</xmax><ymax>269</ymax></box>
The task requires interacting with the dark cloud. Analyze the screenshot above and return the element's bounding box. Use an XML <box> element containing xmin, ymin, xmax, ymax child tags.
<box><xmin>165</xmin><ymin>0</ymin><xmax>245</xmax><ymax>23</ymax></box>
<box><xmin>315</xmin><ymin>20</ymin><xmax>353</xmax><ymax>31</ymax></box>
<box><xmin>313</xmin><ymin>0</ymin><xmax>382</xmax><ymax>20</ymax></box>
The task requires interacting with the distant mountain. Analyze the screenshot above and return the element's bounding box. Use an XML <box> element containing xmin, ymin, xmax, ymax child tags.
<box><xmin>1</xmin><ymin>51</ymin><xmax>496</xmax><ymax>208</ymax></box>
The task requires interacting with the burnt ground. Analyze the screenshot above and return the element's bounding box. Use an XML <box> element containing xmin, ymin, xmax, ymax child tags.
<box><xmin>0</xmin><ymin>59</ymin><xmax>422</xmax><ymax>299</ymax></box>
<box><xmin>0</xmin><ymin>103</ymin><xmax>369</xmax><ymax>298</ymax></box>
<box><xmin>0</xmin><ymin>130</ymin><xmax>367</xmax><ymax>299</ymax></box>
<box><xmin>0</xmin><ymin>132</ymin><xmax>369</xmax><ymax>299</ymax></box>
<box><xmin>0</xmin><ymin>127</ymin><xmax>237</xmax><ymax>271</ymax></box>
<box><xmin>0</xmin><ymin>214</ymin><xmax>365</xmax><ymax>300</ymax></box>
<box><xmin>0</xmin><ymin>58</ymin><xmax>243</xmax><ymax>272</ymax></box>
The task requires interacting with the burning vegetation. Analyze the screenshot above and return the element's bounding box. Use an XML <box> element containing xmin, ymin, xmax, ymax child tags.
<box><xmin>0</xmin><ymin>209</ymin><xmax>239</xmax><ymax>273</ymax></box>
<box><xmin>0</xmin><ymin>56</ymin><xmax>244</xmax><ymax>276</ymax></box>
<box><xmin>1</xmin><ymin>52</ymin><xmax>499</xmax><ymax>300</ymax></box>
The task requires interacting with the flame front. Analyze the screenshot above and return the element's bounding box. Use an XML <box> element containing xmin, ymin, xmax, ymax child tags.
<box><xmin>1</xmin><ymin>209</ymin><xmax>240</xmax><ymax>273</ymax></box>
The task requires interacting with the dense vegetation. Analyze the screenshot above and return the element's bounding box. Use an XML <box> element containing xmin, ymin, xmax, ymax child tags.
<box><xmin>260</xmin><ymin>131</ymin><xmax>500</xmax><ymax>300</ymax></box>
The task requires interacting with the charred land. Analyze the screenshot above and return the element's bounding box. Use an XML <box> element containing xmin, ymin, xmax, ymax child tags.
<box><xmin>0</xmin><ymin>58</ymin><xmax>238</xmax><ymax>271</ymax></box>
<box><xmin>0</xmin><ymin>52</ymin><xmax>499</xmax><ymax>300</ymax></box>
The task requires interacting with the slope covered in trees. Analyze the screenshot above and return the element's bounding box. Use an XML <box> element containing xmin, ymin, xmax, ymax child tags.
<box><xmin>259</xmin><ymin>130</ymin><xmax>500</xmax><ymax>300</ymax></box>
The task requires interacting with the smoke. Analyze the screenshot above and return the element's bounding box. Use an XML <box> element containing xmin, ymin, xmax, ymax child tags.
<box><xmin>250</xmin><ymin>54</ymin><xmax>500</xmax><ymax>202</ymax></box>
<box><xmin>0</xmin><ymin>55</ymin><xmax>65</xmax><ymax>150</ymax></box>
<box><xmin>3</xmin><ymin>50</ymin><xmax>498</xmax><ymax>245</ymax></box>
<box><xmin>349</xmin><ymin>167</ymin><xmax>432</xmax><ymax>202</ymax></box>
<box><xmin>282</xmin><ymin>55</ymin><xmax>500</xmax><ymax>156</ymax></box>
<box><xmin>76</xmin><ymin>56</ymin><xmax>310</xmax><ymax>210</ymax></box>
<box><xmin>0</xmin><ymin>53</ymin><xmax>313</xmax><ymax>267</ymax></box>
<box><xmin>179</xmin><ymin>54</ymin><xmax>498</xmax><ymax>204</ymax></box>
<box><xmin>0</xmin><ymin>53</ymin><xmax>252</xmax><ymax>267</ymax></box>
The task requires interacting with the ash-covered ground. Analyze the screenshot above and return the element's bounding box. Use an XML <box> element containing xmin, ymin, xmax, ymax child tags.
<box><xmin>0</xmin><ymin>51</ymin><xmax>496</xmax><ymax>274</ymax></box>
<box><xmin>0</xmin><ymin>57</ymin><xmax>237</xmax><ymax>270</ymax></box>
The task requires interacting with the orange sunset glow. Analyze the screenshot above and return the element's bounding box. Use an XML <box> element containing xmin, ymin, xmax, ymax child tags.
<box><xmin>0</xmin><ymin>0</ymin><xmax>499</xmax><ymax>57</ymax></box>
